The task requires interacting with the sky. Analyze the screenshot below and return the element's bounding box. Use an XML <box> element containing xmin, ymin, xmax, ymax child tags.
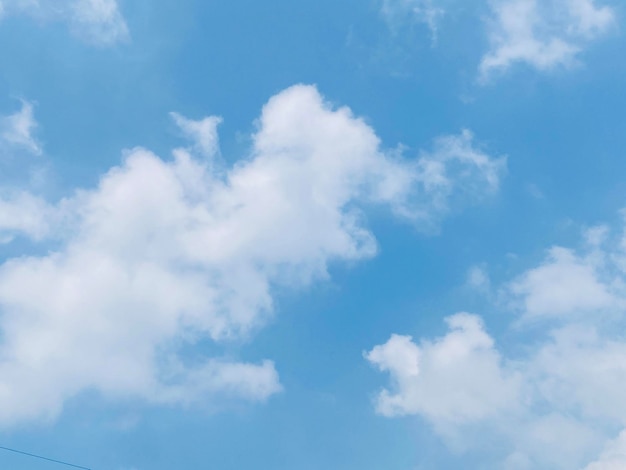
<box><xmin>0</xmin><ymin>0</ymin><xmax>625</xmax><ymax>469</ymax></box>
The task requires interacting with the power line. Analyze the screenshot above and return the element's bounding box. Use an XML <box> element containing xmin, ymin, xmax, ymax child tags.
<box><xmin>0</xmin><ymin>445</ymin><xmax>92</xmax><ymax>469</ymax></box>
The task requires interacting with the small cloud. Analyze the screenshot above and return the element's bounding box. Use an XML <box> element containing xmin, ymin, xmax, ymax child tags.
<box><xmin>380</xmin><ymin>0</ymin><xmax>445</xmax><ymax>43</ymax></box>
<box><xmin>480</xmin><ymin>0</ymin><xmax>615</xmax><ymax>81</ymax></box>
<box><xmin>69</xmin><ymin>0</ymin><xmax>129</xmax><ymax>46</ymax></box>
<box><xmin>466</xmin><ymin>264</ymin><xmax>491</xmax><ymax>292</ymax></box>
<box><xmin>584</xmin><ymin>224</ymin><xmax>609</xmax><ymax>247</ymax></box>
<box><xmin>508</xmin><ymin>246</ymin><xmax>615</xmax><ymax>319</ymax></box>
<box><xmin>365</xmin><ymin>313</ymin><xmax>517</xmax><ymax>421</ymax></box>
<box><xmin>0</xmin><ymin>0</ymin><xmax>129</xmax><ymax>46</ymax></box>
<box><xmin>1</xmin><ymin>100</ymin><xmax>42</xmax><ymax>155</ymax></box>
<box><xmin>170</xmin><ymin>112</ymin><xmax>223</xmax><ymax>158</ymax></box>
<box><xmin>526</xmin><ymin>183</ymin><xmax>544</xmax><ymax>199</ymax></box>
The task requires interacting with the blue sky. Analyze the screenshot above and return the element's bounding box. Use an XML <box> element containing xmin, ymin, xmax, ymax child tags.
<box><xmin>0</xmin><ymin>0</ymin><xmax>626</xmax><ymax>469</ymax></box>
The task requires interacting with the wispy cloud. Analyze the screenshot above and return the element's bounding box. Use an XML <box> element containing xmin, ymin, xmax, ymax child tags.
<box><xmin>1</xmin><ymin>100</ymin><xmax>42</xmax><ymax>156</ymax></box>
<box><xmin>379</xmin><ymin>0</ymin><xmax>616</xmax><ymax>81</ymax></box>
<box><xmin>170</xmin><ymin>112</ymin><xmax>223</xmax><ymax>160</ymax></box>
<box><xmin>480</xmin><ymin>0</ymin><xmax>615</xmax><ymax>80</ymax></box>
<box><xmin>0</xmin><ymin>0</ymin><xmax>129</xmax><ymax>45</ymax></box>
<box><xmin>380</xmin><ymin>0</ymin><xmax>445</xmax><ymax>41</ymax></box>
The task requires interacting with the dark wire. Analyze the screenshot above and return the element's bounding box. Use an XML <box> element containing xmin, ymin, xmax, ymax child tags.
<box><xmin>0</xmin><ymin>445</ymin><xmax>92</xmax><ymax>469</ymax></box>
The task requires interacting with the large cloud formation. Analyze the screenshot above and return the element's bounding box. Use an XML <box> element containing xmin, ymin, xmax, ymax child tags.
<box><xmin>367</xmin><ymin>221</ymin><xmax>626</xmax><ymax>469</ymax></box>
<box><xmin>0</xmin><ymin>85</ymin><xmax>504</xmax><ymax>426</ymax></box>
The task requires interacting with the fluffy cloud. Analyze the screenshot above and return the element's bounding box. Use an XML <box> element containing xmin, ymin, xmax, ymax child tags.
<box><xmin>1</xmin><ymin>100</ymin><xmax>41</xmax><ymax>156</ymax></box>
<box><xmin>367</xmin><ymin>219</ymin><xmax>626</xmax><ymax>468</ymax></box>
<box><xmin>480</xmin><ymin>0</ymin><xmax>615</xmax><ymax>78</ymax></box>
<box><xmin>0</xmin><ymin>0</ymin><xmax>129</xmax><ymax>45</ymax></box>
<box><xmin>365</xmin><ymin>314</ymin><xmax>521</xmax><ymax>427</ymax></box>
<box><xmin>508</xmin><ymin>246</ymin><xmax>617</xmax><ymax>318</ymax></box>
<box><xmin>367</xmin><ymin>316</ymin><xmax>621</xmax><ymax>468</ymax></box>
<box><xmin>0</xmin><ymin>84</ymin><xmax>504</xmax><ymax>426</ymax></box>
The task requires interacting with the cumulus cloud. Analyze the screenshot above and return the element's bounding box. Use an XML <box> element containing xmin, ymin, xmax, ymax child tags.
<box><xmin>0</xmin><ymin>84</ymin><xmax>503</xmax><ymax>426</ymax></box>
<box><xmin>365</xmin><ymin>314</ymin><xmax>521</xmax><ymax>427</ymax></box>
<box><xmin>1</xmin><ymin>100</ymin><xmax>41</xmax><ymax>155</ymax></box>
<box><xmin>508</xmin><ymin>246</ymin><xmax>617</xmax><ymax>318</ymax></box>
<box><xmin>368</xmin><ymin>217</ymin><xmax>626</xmax><ymax>468</ymax></box>
<box><xmin>480</xmin><ymin>0</ymin><xmax>615</xmax><ymax>79</ymax></box>
<box><xmin>367</xmin><ymin>315</ymin><xmax>620</xmax><ymax>468</ymax></box>
<box><xmin>0</xmin><ymin>0</ymin><xmax>129</xmax><ymax>45</ymax></box>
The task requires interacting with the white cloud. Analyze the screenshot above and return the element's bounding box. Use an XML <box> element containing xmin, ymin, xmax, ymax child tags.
<box><xmin>0</xmin><ymin>0</ymin><xmax>129</xmax><ymax>45</ymax></box>
<box><xmin>367</xmin><ymin>315</ymin><xmax>617</xmax><ymax>468</ymax></box>
<box><xmin>0</xmin><ymin>191</ymin><xmax>57</xmax><ymax>242</ymax></box>
<box><xmin>395</xmin><ymin>129</ymin><xmax>506</xmax><ymax>227</ymax></box>
<box><xmin>526</xmin><ymin>182</ymin><xmax>544</xmax><ymax>199</ymax></box>
<box><xmin>466</xmin><ymin>264</ymin><xmax>490</xmax><ymax>291</ymax></box>
<box><xmin>368</xmin><ymin>219</ymin><xmax>626</xmax><ymax>468</ymax></box>
<box><xmin>585</xmin><ymin>431</ymin><xmax>626</xmax><ymax>470</ymax></box>
<box><xmin>170</xmin><ymin>112</ymin><xmax>222</xmax><ymax>160</ymax></box>
<box><xmin>508</xmin><ymin>246</ymin><xmax>616</xmax><ymax>318</ymax></box>
<box><xmin>480</xmin><ymin>0</ymin><xmax>615</xmax><ymax>79</ymax></box>
<box><xmin>1</xmin><ymin>100</ymin><xmax>41</xmax><ymax>155</ymax></box>
<box><xmin>365</xmin><ymin>314</ymin><xmax>521</xmax><ymax>427</ymax></box>
<box><xmin>69</xmin><ymin>0</ymin><xmax>129</xmax><ymax>45</ymax></box>
<box><xmin>0</xmin><ymin>84</ymin><xmax>503</xmax><ymax>426</ymax></box>
<box><xmin>380</xmin><ymin>0</ymin><xmax>445</xmax><ymax>40</ymax></box>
